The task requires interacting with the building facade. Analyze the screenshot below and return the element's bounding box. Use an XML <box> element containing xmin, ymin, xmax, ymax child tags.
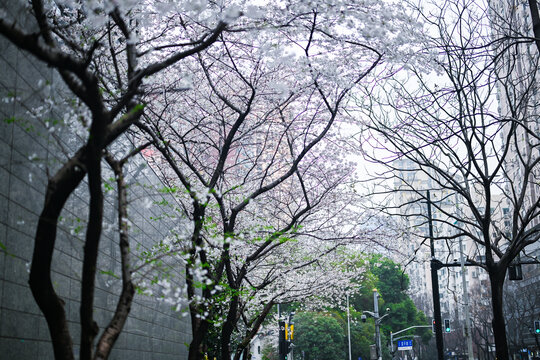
<box><xmin>0</xmin><ymin>0</ymin><xmax>192</xmax><ymax>358</ymax></box>
<box><xmin>490</xmin><ymin>1</ymin><xmax>540</xmax><ymax>357</ymax></box>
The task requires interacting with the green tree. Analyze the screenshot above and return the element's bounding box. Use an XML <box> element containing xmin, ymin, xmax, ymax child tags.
<box><xmin>349</xmin><ymin>311</ymin><xmax>376</xmax><ymax>360</ymax></box>
<box><xmin>349</xmin><ymin>254</ymin><xmax>431</xmax><ymax>358</ymax></box>
<box><xmin>291</xmin><ymin>255</ymin><xmax>431</xmax><ymax>360</ymax></box>
<box><xmin>369</xmin><ymin>254</ymin><xmax>409</xmax><ymax>304</ymax></box>
<box><xmin>294</xmin><ymin>312</ymin><xmax>346</xmax><ymax>360</ymax></box>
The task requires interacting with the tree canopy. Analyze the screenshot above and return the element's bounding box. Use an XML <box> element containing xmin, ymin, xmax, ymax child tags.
<box><xmin>292</xmin><ymin>255</ymin><xmax>430</xmax><ymax>360</ymax></box>
<box><xmin>294</xmin><ymin>312</ymin><xmax>347</xmax><ymax>360</ymax></box>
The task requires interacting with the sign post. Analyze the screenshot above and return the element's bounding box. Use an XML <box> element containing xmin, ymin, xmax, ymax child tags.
<box><xmin>397</xmin><ymin>340</ymin><xmax>413</xmax><ymax>351</ymax></box>
<box><xmin>390</xmin><ymin>325</ymin><xmax>432</xmax><ymax>353</ymax></box>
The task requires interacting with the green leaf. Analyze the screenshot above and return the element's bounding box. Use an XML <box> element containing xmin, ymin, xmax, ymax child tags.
<box><xmin>99</xmin><ymin>270</ymin><xmax>120</xmax><ymax>279</ymax></box>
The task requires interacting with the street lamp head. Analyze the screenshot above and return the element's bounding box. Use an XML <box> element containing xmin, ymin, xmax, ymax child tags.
<box><xmin>386</xmin><ymin>308</ymin><xmax>390</xmax><ymax>313</ymax></box>
<box><xmin>361</xmin><ymin>314</ymin><xmax>367</xmax><ymax>323</ymax></box>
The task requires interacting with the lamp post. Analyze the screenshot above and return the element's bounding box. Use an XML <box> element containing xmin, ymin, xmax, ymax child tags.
<box><xmin>347</xmin><ymin>293</ymin><xmax>352</xmax><ymax>360</ymax></box>
<box><xmin>361</xmin><ymin>289</ymin><xmax>390</xmax><ymax>360</ymax></box>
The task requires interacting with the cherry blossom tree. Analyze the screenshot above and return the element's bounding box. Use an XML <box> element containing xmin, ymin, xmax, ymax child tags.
<box><xmin>135</xmin><ymin>2</ymin><xmax>422</xmax><ymax>359</ymax></box>
<box><xmin>1</xmin><ymin>0</ymin><xmax>423</xmax><ymax>359</ymax></box>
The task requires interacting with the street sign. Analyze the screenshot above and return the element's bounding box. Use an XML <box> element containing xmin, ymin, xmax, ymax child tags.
<box><xmin>397</xmin><ymin>340</ymin><xmax>413</xmax><ymax>350</ymax></box>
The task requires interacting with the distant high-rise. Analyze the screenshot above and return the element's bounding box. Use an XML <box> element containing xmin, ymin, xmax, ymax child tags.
<box><xmin>391</xmin><ymin>158</ymin><xmax>489</xmax><ymax>321</ymax></box>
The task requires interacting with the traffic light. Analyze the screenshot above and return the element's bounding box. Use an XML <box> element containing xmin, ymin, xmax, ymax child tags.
<box><xmin>444</xmin><ymin>319</ymin><xmax>451</xmax><ymax>333</ymax></box>
<box><xmin>535</xmin><ymin>320</ymin><xmax>540</xmax><ymax>334</ymax></box>
<box><xmin>432</xmin><ymin>319</ymin><xmax>436</xmax><ymax>334</ymax></box>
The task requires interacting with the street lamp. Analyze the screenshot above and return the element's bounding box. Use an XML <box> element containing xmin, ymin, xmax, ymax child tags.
<box><xmin>347</xmin><ymin>293</ymin><xmax>352</xmax><ymax>360</ymax></box>
<box><xmin>361</xmin><ymin>289</ymin><xmax>390</xmax><ymax>360</ymax></box>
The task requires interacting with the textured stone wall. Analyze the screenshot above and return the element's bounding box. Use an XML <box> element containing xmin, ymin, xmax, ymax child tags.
<box><xmin>0</xmin><ymin>1</ymin><xmax>191</xmax><ymax>359</ymax></box>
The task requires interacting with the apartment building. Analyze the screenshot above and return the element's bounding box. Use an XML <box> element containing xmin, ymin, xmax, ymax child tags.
<box><xmin>489</xmin><ymin>0</ymin><xmax>540</xmax><ymax>356</ymax></box>
<box><xmin>391</xmin><ymin>157</ymin><xmax>494</xmax><ymax>356</ymax></box>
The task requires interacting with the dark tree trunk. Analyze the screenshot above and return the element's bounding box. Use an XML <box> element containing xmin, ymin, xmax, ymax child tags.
<box><xmin>489</xmin><ymin>266</ymin><xmax>509</xmax><ymax>360</ymax></box>
<box><xmin>528</xmin><ymin>0</ymin><xmax>540</xmax><ymax>53</ymax></box>
<box><xmin>28</xmin><ymin>150</ymin><xmax>87</xmax><ymax>360</ymax></box>
<box><xmin>94</xmin><ymin>155</ymin><xmax>137</xmax><ymax>360</ymax></box>
<box><xmin>80</xmin><ymin>140</ymin><xmax>104</xmax><ymax>360</ymax></box>
<box><xmin>186</xmin><ymin>202</ymin><xmax>216</xmax><ymax>360</ymax></box>
<box><xmin>188</xmin><ymin>316</ymin><xmax>210</xmax><ymax>360</ymax></box>
<box><xmin>232</xmin><ymin>300</ymin><xmax>276</xmax><ymax>360</ymax></box>
<box><xmin>220</xmin><ymin>294</ymin><xmax>239</xmax><ymax>360</ymax></box>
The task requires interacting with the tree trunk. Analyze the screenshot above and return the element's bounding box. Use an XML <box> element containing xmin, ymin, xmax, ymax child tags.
<box><xmin>80</xmin><ymin>140</ymin><xmax>104</xmax><ymax>360</ymax></box>
<box><xmin>29</xmin><ymin>150</ymin><xmax>88</xmax><ymax>360</ymax></box>
<box><xmin>188</xmin><ymin>316</ymin><xmax>210</xmax><ymax>360</ymax></box>
<box><xmin>528</xmin><ymin>0</ymin><xmax>540</xmax><ymax>54</ymax></box>
<box><xmin>187</xmin><ymin>203</ymin><xmax>213</xmax><ymax>360</ymax></box>
<box><xmin>220</xmin><ymin>294</ymin><xmax>239</xmax><ymax>360</ymax></box>
<box><xmin>93</xmin><ymin>281</ymin><xmax>134</xmax><ymax>360</ymax></box>
<box><xmin>489</xmin><ymin>266</ymin><xmax>509</xmax><ymax>360</ymax></box>
<box><xmin>233</xmin><ymin>300</ymin><xmax>275</xmax><ymax>360</ymax></box>
<box><xmin>94</xmin><ymin>156</ymin><xmax>136</xmax><ymax>360</ymax></box>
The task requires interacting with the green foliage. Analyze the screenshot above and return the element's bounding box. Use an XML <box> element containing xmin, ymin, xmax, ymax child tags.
<box><xmin>0</xmin><ymin>240</ymin><xmax>15</xmax><ymax>257</ymax></box>
<box><xmin>3</xmin><ymin>116</ymin><xmax>34</xmax><ymax>133</ymax></box>
<box><xmin>99</xmin><ymin>270</ymin><xmax>120</xmax><ymax>279</ymax></box>
<box><xmin>158</xmin><ymin>186</ymin><xmax>180</xmax><ymax>194</ymax></box>
<box><xmin>133</xmin><ymin>103</ymin><xmax>146</xmax><ymax>112</ymax></box>
<box><xmin>103</xmin><ymin>177</ymin><xmax>115</xmax><ymax>192</ymax></box>
<box><xmin>349</xmin><ymin>314</ymin><xmax>376</xmax><ymax>360</ymax></box>
<box><xmin>361</xmin><ymin>255</ymin><xmax>431</xmax><ymax>343</ymax></box>
<box><xmin>261</xmin><ymin>343</ymin><xmax>278</xmax><ymax>360</ymax></box>
<box><xmin>294</xmin><ymin>312</ymin><xmax>346</xmax><ymax>360</ymax></box>
<box><xmin>368</xmin><ymin>254</ymin><xmax>409</xmax><ymax>304</ymax></box>
<box><xmin>294</xmin><ymin>254</ymin><xmax>431</xmax><ymax>360</ymax></box>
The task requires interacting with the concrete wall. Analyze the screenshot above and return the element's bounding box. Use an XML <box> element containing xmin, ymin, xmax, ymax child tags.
<box><xmin>0</xmin><ymin>2</ymin><xmax>191</xmax><ymax>359</ymax></box>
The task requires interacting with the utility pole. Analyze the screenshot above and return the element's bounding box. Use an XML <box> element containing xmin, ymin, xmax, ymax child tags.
<box><xmin>459</xmin><ymin>236</ymin><xmax>474</xmax><ymax>360</ymax></box>
<box><xmin>279</xmin><ymin>318</ymin><xmax>286</xmax><ymax>360</ymax></box>
<box><xmin>427</xmin><ymin>191</ymin><xmax>444</xmax><ymax>360</ymax></box>
<box><xmin>347</xmin><ymin>293</ymin><xmax>352</xmax><ymax>360</ymax></box>
<box><xmin>374</xmin><ymin>290</ymin><xmax>382</xmax><ymax>360</ymax></box>
<box><xmin>361</xmin><ymin>289</ymin><xmax>389</xmax><ymax>360</ymax></box>
<box><xmin>455</xmin><ymin>193</ymin><xmax>474</xmax><ymax>360</ymax></box>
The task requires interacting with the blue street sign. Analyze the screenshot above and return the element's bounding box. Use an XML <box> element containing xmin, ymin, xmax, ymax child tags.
<box><xmin>397</xmin><ymin>340</ymin><xmax>413</xmax><ymax>350</ymax></box>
